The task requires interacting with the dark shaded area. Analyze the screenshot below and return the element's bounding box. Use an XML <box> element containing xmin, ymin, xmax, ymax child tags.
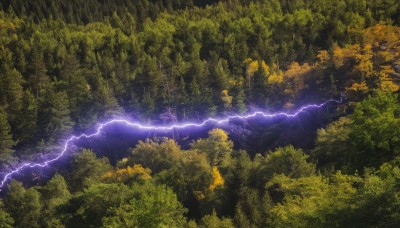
<box><xmin>0</xmin><ymin>0</ymin><xmax>221</xmax><ymax>24</ymax></box>
<box><xmin>79</xmin><ymin>101</ymin><xmax>341</xmax><ymax>163</ymax></box>
<box><xmin>0</xmin><ymin>101</ymin><xmax>340</xmax><ymax>196</ymax></box>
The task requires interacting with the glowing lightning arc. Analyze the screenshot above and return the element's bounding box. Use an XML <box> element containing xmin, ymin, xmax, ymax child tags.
<box><xmin>0</xmin><ymin>97</ymin><xmax>342</xmax><ymax>190</ymax></box>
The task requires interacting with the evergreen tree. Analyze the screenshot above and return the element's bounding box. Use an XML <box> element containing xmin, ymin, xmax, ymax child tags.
<box><xmin>95</xmin><ymin>79</ymin><xmax>123</xmax><ymax>118</ymax></box>
<box><xmin>0</xmin><ymin>68</ymin><xmax>24</xmax><ymax>121</ymax></box>
<box><xmin>221</xmin><ymin>151</ymin><xmax>253</xmax><ymax>217</ymax></box>
<box><xmin>41</xmin><ymin>173</ymin><xmax>71</xmax><ymax>226</ymax></box>
<box><xmin>43</xmin><ymin>173</ymin><xmax>71</xmax><ymax>212</ymax></box>
<box><xmin>60</xmin><ymin>55</ymin><xmax>92</xmax><ymax>125</ymax></box>
<box><xmin>38</xmin><ymin>88</ymin><xmax>73</xmax><ymax>141</ymax></box>
<box><xmin>199</xmin><ymin>210</ymin><xmax>234</xmax><ymax>228</ymax></box>
<box><xmin>212</xmin><ymin>58</ymin><xmax>230</xmax><ymax>90</ymax></box>
<box><xmin>189</xmin><ymin>76</ymin><xmax>201</xmax><ymax>106</ymax></box>
<box><xmin>0</xmin><ymin>107</ymin><xmax>16</xmax><ymax>164</ymax></box>
<box><xmin>14</xmin><ymin>90</ymin><xmax>38</xmax><ymax>143</ymax></box>
<box><xmin>235</xmin><ymin>86</ymin><xmax>247</xmax><ymax>114</ymax></box>
<box><xmin>29</xmin><ymin>36</ymin><xmax>50</xmax><ymax>98</ymax></box>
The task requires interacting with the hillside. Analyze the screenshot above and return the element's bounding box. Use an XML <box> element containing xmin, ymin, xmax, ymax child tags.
<box><xmin>0</xmin><ymin>0</ymin><xmax>400</xmax><ymax>227</ymax></box>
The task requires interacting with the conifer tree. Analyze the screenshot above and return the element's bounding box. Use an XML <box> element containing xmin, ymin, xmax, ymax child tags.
<box><xmin>0</xmin><ymin>68</ymin><xmax>24</xmax><ymax>121</ymax></box>
<box><xmin>0</xmin><ymin>107</ymin><xmax>16</xmax><ymax>163</ymax></box>
<box><xmin>30</xmin><ymin>36</ymin><xmax>50</xmax><ymax>98</ymax></box>
<box><xmin>38</xmin><ymin>88</ymin><xmax>73</xmax><ymax>141</ymax></box>
<box><xmin>15</xmin><ymin>90</ymin><xmax>38</xmax><ymax>143</ymax></box>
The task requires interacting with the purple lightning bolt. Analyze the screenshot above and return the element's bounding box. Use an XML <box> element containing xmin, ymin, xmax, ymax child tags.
<box><xmin>0</xmin><ymin>97</ymin><xmax>342</xmax><ymax>190</ymax></box>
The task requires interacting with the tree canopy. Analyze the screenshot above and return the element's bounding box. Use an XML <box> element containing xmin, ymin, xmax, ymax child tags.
<box><xmin>0</xmin><ymin>0</ymin><xmax>400</xmax><ymax>227</ymax></box>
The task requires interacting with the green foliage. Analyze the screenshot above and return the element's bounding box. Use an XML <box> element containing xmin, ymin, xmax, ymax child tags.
<box><xmin>267</xmin><ymin>162</ymin><xmax>400</xmax><ymax>227</ymax></box>
<box><xmin>154</xmin><ymin>151</ymin><xmax>213</xmax><ymax>203</ymax></box>
<box><xmin>40</xmin><ymin>173</ymin><xmax>71</xmax><ymax>227</ymax></box>
<box><xmin>248</xmin><ymin>146</ymin><xmax>315</xmax><ymax>192</ymax></box>
<box><xmin>0</xmin><ymin>67</ymin><xmax>24</xmax><ymax>118</ymax></box>
<box><xmin>69</xmin><ymin>149</ymin><xmax>112</xmax><ymax>191</ymax></box>
<box><xmin>42</xmin><ymin>173</ymin><xmax>71</xmax><ymax>212</ymax></box>
<box><xmin>234</xmin><ymin>188</ymin><xmax>273</xmax><ymax>227</ymax></box>
<box><xmin>234</xmin><ymin>86</ymin><xmax>247</xmax><ymax>114</ymax></box>
<box><xmin>312</xmin><ymin>117</ymin><xmax>353</xmax><ymax>171</ymax></box>
<box><xmin>4</xmin><ymin>180</ymin><xmax>42</xmax><ymax>228</ymax></box>
<box><xmin>199</xmin><ymin>210</ymin><xmax>234</xmax><ymax>228</ymax></box>
<box><xmin>0</xmin><ymin>1</ymin><xmax>400</xmax><ymax>227</ymax></box>
<box><xmin>62</xmin><ymin>183</ymin><xmax>134</xmax><ymax>227</ymax></box>
<box><xmin>129</xmin><ymin>137</ymin><xmax>215</xmax><ymax>211</ymax></box>
<box><xmin>266</xmin><ymin>172</ymin><xmax>360</xmax><ymax>227</ymax></box>
<box><xmin>191</xmin><ymin>129</ymin><xmax>234</xmax><ymax>166</ymax></box>
<box><xmin>14</xmin><ymin>90</ymin><xmax>38</xmax><ymax>143</ymax></box>
<box><xmin>102</xmin><ymin>183</ymin><xmax>187</xmax><ymax>227</ymax></box>
<box><xmin>3</xmin><ymin>110</ymin><xmax>400</xmax><ymax>226</ymax></box>
<box><xmin>350</xmin><ymin>91</ymin><xmax>400</xmax><ymax>170</ymax></box>
<box><xmin>60</xmin><ymin>182</ymin><xmax>187</xmax><ymax>227</ymax></box>
<box><xmin>0</xmin><ymin>0</ymin><xmax>399</xmax><ymax>150</ymax></box>
<box><xmin>130</xmin><ymin>138</ymin><xmax>182</xmax><ymax>173</ymax></box>
<box><xmin>0</xmin><ymin>201</ymin><xmax>14</xmax><ymax>228</ymax></box>
<box><xmin>346</xmin><ymin>162</ymin><xmax>400</xmax><ymax>227</ymax></box>
<box><xmin>0</xmin><ymin>107</ymin><xmax>16</xmax><ymax>163</ymax></box>
<box><xmin>60</xmin><ymin>55</ymin><xmax>92</xmax><ymax>124</ymax></box>
<box><xmin>38</xmin><ymin>87</ymin><xmax>74</xmax><ymax>141</ymax></box>
<box><xmin>219</xmin><ymin>151</ymin><xmax>253</xmax><ymax>217</ymax></box>
<box><xmin>262</xmin><ymin>145</ymin><xmax>315</xmax><ymax>179</ymax></box>
<box><xmin>313</xmin><ymin>91</ymin><xmax>400</xmax><ymax>173</ymax></box>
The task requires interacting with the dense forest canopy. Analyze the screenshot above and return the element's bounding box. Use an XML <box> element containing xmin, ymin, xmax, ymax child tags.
<box><xmin>0</xmin><ymin>0</ymin><xmax>400</xmax><ymax>227</ymax></box>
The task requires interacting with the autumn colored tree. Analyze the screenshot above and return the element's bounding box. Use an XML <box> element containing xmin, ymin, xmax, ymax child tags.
<box><xmin>191</xmin><ymin>129</ymin><xmax>233</xmax><ymax>166</ymax></box>
<box><xmin>102</xmin><ymin>164</ymin><xmax>152</xmax><ymax>184</ymax></box>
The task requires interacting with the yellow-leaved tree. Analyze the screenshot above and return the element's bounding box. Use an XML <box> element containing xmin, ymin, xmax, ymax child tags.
<box><xmin>220</xmin><ymin>90</ymin><xmax>233</xmax><ymax>109</ymax></box>
<box><xmin>191</xmin><ymin>128</ymin><xmax>233</xmax><ymax>166</ymax></box>
<box><xmin>208</xmin><ymin>166</ymin><xmax>224</xmax><ymax>191</ymax></box>
<box><xmin>379</xmin><ymin>65</ymin><xmax>399</xmax><ymax>92</ymax></box>
<box><xmin>102</xmin><ymin>164</ymin><xmax>152</xmax><ymax>184</ymax></box>
<box><xmin>283</xmin><ymin>61</ymin><xmax>312</xmax><ymax>100</ymax></box>
<box><xmin>245</xmin><ymin>58</ymin><xmax>260</xmax><ymax>94</ymax></box>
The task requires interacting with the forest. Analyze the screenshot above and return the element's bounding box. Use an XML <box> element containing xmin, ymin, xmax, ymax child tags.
<box><xmin>0</xmin><ymin>0</ymin><xmax>400</xmax><ymax>227</ymax></box>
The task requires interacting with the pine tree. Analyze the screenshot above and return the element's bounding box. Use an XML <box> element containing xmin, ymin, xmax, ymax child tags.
<box><xmin>43</xmin><ymin>173</ymin><xmax>71</xmax><ymax>213</ymax></box>
<box><xmin>141</xmin><ymin>90</ymin><xmax>155</xmax><ymax>117</ymax></box>
<box><xmin>0</xmin><ymin>107</ymin><xmax>16</xmax><ymax>163</ymax></box>
<box><xmin>29</xmin><ymin>36</ymin><xmax>50</xmax><ymax>98</ymax></box>
<box><xmin>0</xmin><ymin>68</ymin><xmax>24</xmax><ymax>121</ymax></box>
<box><xmin>213</xmin><ymin>58</ymin><xmax>230</xmax><ymax>90</ymax></box>
<box><xmin>235</xmin><ymin>87</ymin><xmax>247</xmax><ymax>114</ymax></box>
<box><xmin>60</xmin><ymin>55</ymin><xmax>92</xmax><ymax>124</ymax></box>
<box><xmin>15</xmin><ymin>90</ymin><xmax>38</xmax><ymax>143</ymax></box>
<box><xmin>38</xmin><ymin>88</ymin><xmax>74</xmax><ymax>141</ymax></box>
<box><xmin>199</xmin><ymin>210</ymin><xmax>234</xmax><ymax>228</ymax></box>
<box><xmin>189</xmin><ymin>76</ymin><xmax>201</xmax><ymax>105</ymax></box>
<box><xmin>177</xmin><ymin>76</ymin><xmax>188</xmax><ymax>107</ymax></box>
